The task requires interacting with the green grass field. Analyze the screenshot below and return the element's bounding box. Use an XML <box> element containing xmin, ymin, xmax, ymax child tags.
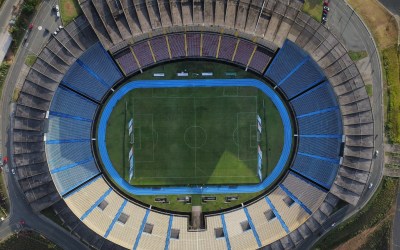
<box><xmin>100</xmin><ymin>60</ymin><xmax>287</xmax><ymax>212</ymax></box>
<box><xmin>301</xmin><ymin>0</ymin><xmax>323</xmax><ymax>22</ymax></box>
<box><xmin>106</xmin><ymin>86</ymin><xmax>283</xmax><ymax>186</ymax></box>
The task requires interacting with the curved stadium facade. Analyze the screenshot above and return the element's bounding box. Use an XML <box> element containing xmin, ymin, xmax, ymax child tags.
<box><xmin>12</xmin><ymin>0</ymin><xmax>374</xmax><ymax>249</ymax></box>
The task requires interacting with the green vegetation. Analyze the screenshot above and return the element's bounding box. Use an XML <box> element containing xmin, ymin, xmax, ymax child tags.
<box><xmin>348</xmin><ymin>0</ymin><xmax>398</xmax><ymax>49</ymax></box>
<box><xmin>25</xmin><ymin>54</ymin><xmax>37</xmax><ymax>67</ymax></box>
<box><xmin>60</xmin><ymin>0</ymin><xmax>82</xmax><ymax>25</ymax></box>
<box><xmin>0</xmin><ymin>174</ymin><xmax>9</xmax><ymax>218</ymax></box>
<box><xmin>106</xmin><ymin>86</ymin><xmax>283</xmax><ymax>186</ymax></box>
<box><xmin>314</xmin><ymin>177</ymin><xmax>398</xmax><ymax>249</ymax></box>
<box><xmin>383</xmin><ymin>47</ymin><xmax>400</xmax><ymax>143</ymax></box>
<box><xmin>100</xmin><ymin>60</ymin><xmax>288</xmax><ymax>212</ymax></box>
<box><xmin>125</xmin><ymin>60</ymin><xmax>260</xmax><ymax>81</ymax></box>
<box><xmin>105</xmin><ymin>60</ymin><xmax>285</xmax><ymax>187</ymax></box>
<box><xmin>0</xmin><ymin>231</ymin><xmax>61</xmax><ymax>250</ymax></box>
<box><xmin>386</xmin><ymin>151</ymin><xmax>400</xmax><ymax>157</ymax></box>
<box><xmin>301</xmin><ymin>0</ymin><xmax>323</xmax><ymax>22</ymax></box>
<box><xmin>131</xmin><ymin>192</ymin><xmax>264</xmax><ymax>213</ymax></box>
<box><xmin>12</xmin><ymin>88</ymin><xmax>21</xmax><ymax>102</ymax></box>
<box><xmin>365</xmin><ymin>84</ymin><xmax>373</xmax><ymax>97</ymax></box>
<box><xmin>347</xmin><ymin>0</ymin><xmax>399</xmax><ymax>143</ymax></box>
<box><xmin>359</xmin><ymin>219</ymin><xmax>392</xmax><ymax>250</ymax></box>
<box><xmin>385</xmin><ymin>163</ymin><xmax>400</xmax><ymax>169</ymax></box>
<box><xmin>348</xmin><ymin>50</ymin><xmax>368</xmax><ymax>61</ymax></box>
<box><xmin>0</xmin><ymin>63</ymin><xmax>10</xmax><ymax>97</ymax></box>
<box><xmin>0</xmin><ymin>0</ymin><xmax>5</xmax><ymax>8</ymax></box>
<box><xmin>40</xmin><ymin>207</ymin><xmax>65</xmax><ymax>228</ymax></box>
<box><xmin>10</xmin><ymin>0</ymin><xmax>41</xmax><ymax>53</ymax></box>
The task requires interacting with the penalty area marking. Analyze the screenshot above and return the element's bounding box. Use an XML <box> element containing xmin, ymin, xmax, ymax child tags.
<box><xmin>237</xmin><ymin>112</ymin><xmax>258</xmax><ymax>162</ymax></box>
<box><xmin>133</xmin><ymin>114</ymin><xmax>156</xmax><ymax>163</ymax></box>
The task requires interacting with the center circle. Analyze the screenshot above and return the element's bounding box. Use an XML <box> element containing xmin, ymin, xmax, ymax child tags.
<box><xmin>184</xmin><ymin>126</ymin><xmax>207</xmax><ymax>148</ymax></box>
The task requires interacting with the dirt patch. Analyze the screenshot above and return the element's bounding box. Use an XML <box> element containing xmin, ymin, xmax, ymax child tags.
<box><xmin>335</xmin><ymin>224</ymin><xmax>379</xmax><ymax>250</ymax></box>
<box><xmin>60</xmin><ymin>0</ymin><xmax>82</xmax><ymax>25</ymax></box>
<box><xmin>334</xmin><ymin>196</ymin><xmax>396</xmax><ymax>250</ymax></box>
<box><xmin>348</xmin><ymin>0</ymin><xmax>398</xmax><ymax>48</ymax></box>
<box><xmin>62</xmin><ymin>2</ymin><xmax>75</xmax><ymax>17</ymax></box>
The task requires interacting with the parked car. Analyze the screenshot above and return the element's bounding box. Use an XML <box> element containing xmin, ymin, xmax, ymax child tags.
<box><xmin>369</xmin><ymin>183</ymin><xmax>373</xmax><ymax>189</ymax></box>
<box><xmin>323</xmin><ymin>0</ymin><xmax>329</xmax><ymax>6</ymax></box>
<box><xmin>3</xmin><ymin>156</ymin><xmax>8</xmax><ymax>164</ymax></box>
<box><xmin>53</xmin><ymin>5</ymin><xmax>59</xmax><ymax>11</ymax></box>
<box><xmin>11</xmin><ymin>168</ymin><xmax>15</xmax><ymax>175</ymax></box>
<box><xmin>323</xmin><ymin>6</ymin><xmax>330</xmax><ymax>11</ymax></box>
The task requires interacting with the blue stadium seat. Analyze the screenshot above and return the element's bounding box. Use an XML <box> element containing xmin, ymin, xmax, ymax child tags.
<box><xmin>51</xmin><ymin>159</ymin><xmax>99</xmax><ymax>196</ymax></box>
<box><xmin>278</xmin><ymin>59</ymin><xmax>325</xmax><ymax>99</ymax></box>
<box><xmin>46</xmin><ymin>141</ymin><xmax>93</xmax><ymax>170</ymax></box>
<box><xmin>298</xmin><ymin>136</ymin><xmax>342</xmax><ymax>159</ymax></box>
<box><xmin>50</xmin><ymin>87</ymin><xmax>98</xmax><ymax>120</ymax></box>
<box><xmin>297</xmin><ymin>109</ymin><xmax>343</xmax><ymax>135</ymax></box>
<box><xmin>290</xmin><ymin>82</ymin><xmax>339</xmax><ymax>116</ymax></box>
<box><xmin>291</xmin><ymin>153</ymin><xmax>340</xmax><ymax>189</ymax></box>
<box><xmin>265</xmin><ymin>40</ymin><xmax>308</xmax><ymax>84</ymax></box>
<box><xmin>47</xmin><ymin>115</ymin><xmax>92</xmax><ymax>141</ymax></box>
<box><xmin>62</xmin><ymin>62</ymin><xmax>109</xmax><ymax>101</ymax></box>
<box><xmin>78</xmin><ymin>42</ymin><xmax>122</xmax><ymax>86</ymax></box>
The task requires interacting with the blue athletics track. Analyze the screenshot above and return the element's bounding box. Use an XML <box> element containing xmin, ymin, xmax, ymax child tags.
<box><xmin>97</xmin><ymin>79</ymin><xmax>293</xmax><ymax>195</ymax></box>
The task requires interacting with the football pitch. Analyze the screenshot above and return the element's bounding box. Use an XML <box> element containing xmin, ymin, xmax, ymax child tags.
<box><xmin>105</xmin><ymin>85</ymin><xmax>284</xmax><ymax>186</ymax></box>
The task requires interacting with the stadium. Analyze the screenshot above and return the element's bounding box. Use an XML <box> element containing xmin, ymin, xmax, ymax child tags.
<box><xmin>12</xmin><ymin>0</ymin><xmax>374</xmax><ymax>249</ymax></box>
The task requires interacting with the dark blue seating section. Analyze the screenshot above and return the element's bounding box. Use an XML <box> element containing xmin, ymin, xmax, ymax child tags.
<box><xmin>62</xmin><ymin>62</ymin><xmax>109</xmax><ymax>101</ymax></box>
<box><xmin>278</xmin><ymin>59</ymin><xmax>325</xmax><ymax>99</ymax></box>
<box><xmin>298</xmin><ymin>137</ymin><xmax>342</xmax><ymax>159</ymax></box>
<box><xmin>288</xmin><ymin>74</ymin><xmax>342</xmax><ymax>189</ymax></box>
<box><xmin>265</xmin><ymin>40</ymin><xmax>308</xmax><ymax>84</ymax></box>
<box><xmin>290</xmin><ymin>82</ymin><xmax>338</xmax><ymax>116</ymax></box>
<box><xmin>265</xmin><ymin>40</ymin><xmax>326</xmax><ymax>99</ymax></box>
<box><xmin>50</xmin><ymin>87</ymin><xmax>98</xmax><ymax>120</ymax></box>
<box><xmin>62</xmin><ymin>42</ymin><xmax>122</xmax><ymax>101</ymax></box>
<box><xmin>291</xmin><ymin>154</ymin><xmax>340</xmax><ymax>189</ymax></box>
<box><xmin>297</xmin><ymin>109</ymin><xmax>343</xmax><ymax>135</ymax></box>
<box><xmin>78</xmin><ymin>42</ymin><xmax>122</xmax><ymax>86</ymax></box>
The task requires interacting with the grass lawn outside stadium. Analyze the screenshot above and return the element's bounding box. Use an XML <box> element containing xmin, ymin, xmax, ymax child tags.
<box><xmin>96</xmin><ymin>60</ymin><xmax>292</xmax><ymax>212</ymax></box>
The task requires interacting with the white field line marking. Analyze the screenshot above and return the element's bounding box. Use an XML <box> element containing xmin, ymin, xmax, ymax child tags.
<box><xmin>237</xmin><ymin>111</ymin><xmax>258</xmax><ymax>161</ymax></box>
<box><xmin>136</xmin><ymin>175</ymin><xmax>260</xmax><ymax>179</ymax></box>
<box><xmin>194</xmin><ymin>96</ymin><xmax>197</xmax><ymax>182</ymax></box>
